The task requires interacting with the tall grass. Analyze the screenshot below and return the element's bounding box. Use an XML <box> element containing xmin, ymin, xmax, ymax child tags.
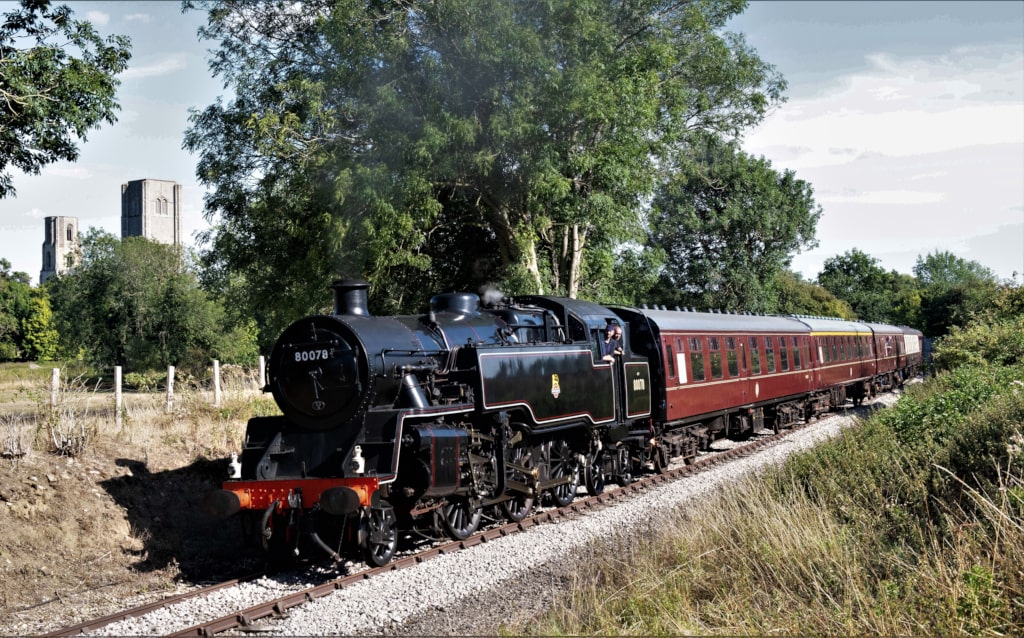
<box><xmin>516</xmin><ymin>366</ymin><xmax>1024</xmax><ymax>636</ymax></box>
<box><xmin>0</xmin><ymin>363</ymin><xmax>278</xmax><ymax>463</ymax></box>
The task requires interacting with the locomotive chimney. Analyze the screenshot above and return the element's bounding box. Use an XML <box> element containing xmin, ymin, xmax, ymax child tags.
<box><xmin>332</xmin><ymin>279</ymin><xmax>370</xmax><ymax>316</ymax></box>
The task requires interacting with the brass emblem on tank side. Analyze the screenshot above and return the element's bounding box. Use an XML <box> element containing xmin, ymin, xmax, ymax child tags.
<box><xmin>551</xmin><ymin>373</ymin><xmax>561</xmax><ymax>398</ymax></box>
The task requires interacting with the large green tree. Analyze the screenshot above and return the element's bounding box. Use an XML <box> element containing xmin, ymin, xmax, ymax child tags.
<box><xmin>0</xmin><ymin>0</ymin><xmax>131</xmax><ymax>198</ymax></box>
<box><xmin>0</xmin><ymin>258</ymin><xmax>32</xmax><ymax>359</ymax></box>
<box><xmin>0</xmin><ymin>258</ymin><xmax>57</xmax><ymax>360</ymax></box>
<box><xmin>184</xmin><ymin>0</ymin><xmax>785</xmax><ymax>329</ymax></box>
<box><xmin>817</xmin><ymin>249</ymin><xmax>893</xmax><ymax>322</ymax></box>
<box><xmin>773</xmin><ymin>270</ymin><xmax>855</xmax><ymax>319</ymax></box>
<box><xmin>47</xmin><ymin>231</ymin><xmax>256</xmax><ymax>374</ymax></box>
<box><xmin>913</xmin><ymin>250</ymin><xmax>1000</xmax><ymax>336</ymax></box>
<box><xmin>646</xmin><ymin>133</ymin><xmax>820</xmax><ymax>312</ymax></box>
<box><xmin>816</xmin><ymin>249</ymin><xmax>925</xmax><ymax>326</ymax></box>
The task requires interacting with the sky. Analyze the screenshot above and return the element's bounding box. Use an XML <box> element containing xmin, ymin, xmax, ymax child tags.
<box><xmin>0</xmin><ymin>1</ymin><xmax>1021</xmax><ymax>287</ymax></box>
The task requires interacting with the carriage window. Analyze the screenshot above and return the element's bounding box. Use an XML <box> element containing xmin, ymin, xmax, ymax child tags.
<box><xmin>831</xmin><ymin>338</ymin><xmax>838</xmax><ymax>362</ymax></box>
<box><xmin>821</xmin><ymin>338</ymin><xmax>830</xmax><ymax>363</ymax></box>
<box><xmin>726</xmin><ymin>337</ymin><xmax>738</xmax><ymax>377</ymax></box>
<box><xmin>749</xmin><ymin>337</ymin><xmax>761</xmax><ymax>374</ymax></box>
<box><xmin>839</xmin><ymin>338</ymin><xmax>847</xmax><ymax>360</ymax></box>
<box><xmin>765</xmin><ymin>337</ymin><xmax>776</xmax><ymax>372</ymax></box>
<box><xmin>665</xmin><ymin>342</ymin><xmax>676</xmax><ymax>378</ymax></box>
<box><xmin>689</xmin><ymin>338</ymin><xmax>706</xmax><ymax>382</ymax></box>
<box><xmin>792</xmin><ymin>336</ymin><xmax>802</xmax><ymax>369</ymax></box>
<box><xmin>709</xmin><ymin>337</ymin><xmax>723</xmax><ymax>379</ymax></box>
<box><xmin>779</xmin><ymin>340</ymin><xmax>789</xmax><ymax>370</ymax></box>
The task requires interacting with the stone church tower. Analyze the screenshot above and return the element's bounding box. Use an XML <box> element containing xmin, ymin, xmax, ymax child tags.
<box><xmin>121</xmin><ymin>178</ymin><xmax>182</xmax><ymax>245</ymax></box>
<box><xmin>40</xmin><ymin>216</ymin><xmax>81</xmax><ymax>284</ymax></box>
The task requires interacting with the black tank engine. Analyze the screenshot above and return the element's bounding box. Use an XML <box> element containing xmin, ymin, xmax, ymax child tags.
<box><xmin>207</xmin><ymin>280</ymin><xmax>649</xmax><ymax>566</ymax></box>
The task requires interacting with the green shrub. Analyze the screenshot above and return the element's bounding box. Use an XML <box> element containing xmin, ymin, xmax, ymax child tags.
<box><xmin>933</xmin><ymin>314</ymin><xmax>1024</xmax><ymax>372</ymax></box>
<box><xmin>877</xmin><ymin>365</ymin><xmax>1024</xmax><ymax>447</ymax></box>
<box><xmin>123</xmin><ymin>370</ymin><xmax>165</xmax><ymax>392</ymax></box>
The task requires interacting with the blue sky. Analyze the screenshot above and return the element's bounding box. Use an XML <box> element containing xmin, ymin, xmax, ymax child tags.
<box><xmin>0</xmin><ymin>0</ymin><xmax>1021</xmax><ymax>286</ymax></box>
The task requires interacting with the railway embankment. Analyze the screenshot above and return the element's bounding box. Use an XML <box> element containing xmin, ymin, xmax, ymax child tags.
<box><xmin>508</xmin><ymin>362</ymin><xmax>1024</xmax><ymax>634</ymax></box>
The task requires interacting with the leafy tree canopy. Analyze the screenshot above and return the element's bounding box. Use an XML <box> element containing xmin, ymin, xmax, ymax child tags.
<box><xmin>0</xmin><ymin>257</ymin><xmax>56</xmax><ymax>360</ymax></box>
<box><xmin>913</xmin><ymin>250</ymin><xmax>1000</xmax><ymax>337</ymax></box>
<box><xmin>647</xmin><ymin>133</ymin><xmax>820</xmax><ymax>312</ymax></box>
<box><xmin>773</xmin><ymin>270</ymin><xmax>855</xmax><ymax>319</ymax></box>
<box><xmin>47</xmin><ymin>231</ymin><xmax>257</xmax><ymax>374</ymax></box>
<box><xmin>0</xmin><ymin>0</ymin><xmax>131</xmax><ymax>198</ymax></box>
<box><xmin>184</xmin><ymin>0</ymin><xmax>785</xmax><ymax>329</ymax></box>
<box><xmin>817</xmin><ymin>249</ymin><xmax>895</xmax><ymax>323</ymax></box>
<box><xmin>913</xmin><ymin>250</ymin><xmax>998</xmax><ymax>288</ymax></box>
<box><xmin>932</xmin><ymin>282</ymin><xmax>1024</xmax><ymax>372</ymax></box>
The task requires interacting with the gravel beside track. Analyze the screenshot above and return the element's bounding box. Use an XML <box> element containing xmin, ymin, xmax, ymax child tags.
<box><xmin>89</xmin><ymin>395</ymin><xmax>898</xmax><ymax>636</ymax></box>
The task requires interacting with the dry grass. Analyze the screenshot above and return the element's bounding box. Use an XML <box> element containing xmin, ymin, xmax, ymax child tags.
<box><xmin>0</xmin><ymin>363</ymin><xmax>277</xmax><ymax>635</ymax></box>
<box><xmin>521</xmin><ymin>468</ymin><xmax>1023</xmax><ymax>637</ymax></box>
<box><xmin>513</xmin><ymin>380</ymin><xmax>1024</xmax><ymax>637</ymax></box>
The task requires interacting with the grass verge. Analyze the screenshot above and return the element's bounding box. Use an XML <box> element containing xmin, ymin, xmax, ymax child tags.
<box><xmin>514</xmin><ymin>366</ymin><xmax>1024</xmax><ymax>636</ymax></box>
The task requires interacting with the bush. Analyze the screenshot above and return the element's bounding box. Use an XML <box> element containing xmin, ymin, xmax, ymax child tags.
<box><xmin>123</xmin><ymin>370</ymin><xmax>165</xmax><ymax>392</ymax></box>
<box><xmin>933</xmin><ymin>315</ymin><xmax>1024</xmax><ymax>372</ymax></box>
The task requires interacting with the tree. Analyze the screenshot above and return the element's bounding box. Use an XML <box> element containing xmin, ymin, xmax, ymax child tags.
<box><xmin>647</xmin><ymin>133</ymin><xmax>820</xmax><ymax>312</ymax></box>
<box><xmin>816</xmin><ymin>249</ymin><xmax>892</xmax><ymax>322</ymax></box>
<box><xmin>0</xmin><ymin>258</ymin><xmax>56</xmax><ymax>360</ymax></box>
<box><xmin>773</xmin><ymin>270</ymin><xmax>855</xmax><ymax>319</ymax></box>
<box><xmin>0</xmin><ymin>0</ymin><xmax>131</xmax><ymax>198</ymax></box>
<box><xmin>0</xmin><ymin>258</ymin><xmax>32</xmax><ymax>359</ymax></box>
<box><xmin>19</xmin><ymin>293</ymin><xmax>58</xmax><ymax>360</ymax></box>
<box><xmin>47</xmin><ymin>231</ymin><xmax>257</xmax><ymax>373</ymax></box>
<box><xmin>932</xmin><ymin>282</ymin><xmax>1024</xmax><ymax>371</ymax></box>
<box><xmin>184</xmin><ymin>0</ymin><xmax>786</xmax><ymax>326</ymax></box>
<box><xmin>913</xmin><ymin>250</ymin><xmax>1000</xmax><ymax>336</ymax></box>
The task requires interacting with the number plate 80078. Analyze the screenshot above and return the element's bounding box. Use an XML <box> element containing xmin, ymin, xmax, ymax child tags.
<box><xmin>294</xmin><ymin>348</ymin><xmax>331</xmax><ymax>362</ymax></box>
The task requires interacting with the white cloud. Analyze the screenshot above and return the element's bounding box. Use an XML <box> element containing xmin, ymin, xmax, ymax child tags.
<box><xmin>744</xmin><ymin>47</ymin><xmax>1024</xmax><ymax>171</ymax></box>
<box><xmin>907</xmin><ymin>171</ymin><xmax>949</xmax><ymax>181</ymax></box>
<box><xmin>817</xmin><ymin>190</ymin><xmax>946</xmax><ymax>205</ymax></box>
<box><xmin>85</xmin><ymin>11</ymin><xmax>110</xmax><ymax>26</ymax></box>
<box><xmin>43</xmin><ymin>165</ymin><xmax>92</xmax><ymax>179</ymax></box>
<box><xmin>124</xmin><ymin>13</ymin><xmax>151</xmax><ymax>24</ymax></box>
<box><xmin>745</xmin><ymin>44</ymin><xmax>1024</xmax><ymax>282</ymax></box>
<box><xmin>121</xmin><ymin>54</ymin><xmax>188</xmax><ymax>80</ymax></box>
<box><xmin>24</xmin><ymin>207</ymin><xmax>47</xmax><ymax>219</ymax></box>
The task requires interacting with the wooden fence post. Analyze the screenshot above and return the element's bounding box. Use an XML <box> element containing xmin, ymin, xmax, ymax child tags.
<box><xmin>114</xmin><ymin>366</ymin><xmax>123</xmax><ymax>429</ymax></box>
<box><xmin>212</xmin><ymin>359</ymin><xmax>222</xmax><ymax>406</ymax></box>
<box><xmin>50</xmin><ymin>368</ymin><xmax>59</xmax><ymax>410</ymax></box>
<box><xmin>166</xmin><ymin>365</ymin><xmax>175</xmax><ymax>413</ymax></box>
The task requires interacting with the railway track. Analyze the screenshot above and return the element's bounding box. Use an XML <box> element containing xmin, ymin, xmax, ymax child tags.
<box><xmin>43</xmin><ymin>400</ymin><xmax>883</xmax><ymax>637</ymax></box>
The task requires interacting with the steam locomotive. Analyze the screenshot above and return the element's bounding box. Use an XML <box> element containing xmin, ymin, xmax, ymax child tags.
<box><xmin>205</xmin><ymin>280</ymin><xmax>922</xmax><ymax>566</ymax></box>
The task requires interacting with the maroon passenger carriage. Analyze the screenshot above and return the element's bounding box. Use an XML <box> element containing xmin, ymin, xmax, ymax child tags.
<box><xmin>610</xmin><ymin>306</ymin><xmax>924</xmax><ymax>465</ymax></box>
